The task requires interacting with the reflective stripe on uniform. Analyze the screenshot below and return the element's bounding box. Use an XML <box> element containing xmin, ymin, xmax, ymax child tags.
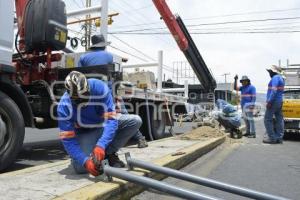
<box><xmin>59</xmin><ymin>131</ymin><xmax>76</xmax><ymax>139</ymax></box>
<box><xmin>268</xmin><ymin>86</ymin><xmax>284</xmax><ymax>91</ymax></box>
<box><xmin>241</xmin><ymin>94</ymin><xmax>256</xmax><ymax>97</ymax></box>
<box><xmin>103</xmin><ymin>111</ymin><xmax>117</xmax><ymax>119</ymax></box>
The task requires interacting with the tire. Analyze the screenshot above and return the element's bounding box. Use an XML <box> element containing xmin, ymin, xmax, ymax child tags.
<box><xmin>139</xmin><ymin>105</ymin><xmax>166</xmax><ymax>140</ymax></box>
<box><xmin>152</xmin><ymin>111</ymin><xmax>166</xmax><ymax>140</ymax></box>
<box><xmin>0</xmin><ymin>91</ymin><xmax>25</xmax><ymax>171</ymax></box>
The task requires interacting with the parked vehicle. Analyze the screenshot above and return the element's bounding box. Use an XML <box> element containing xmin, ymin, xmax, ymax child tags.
<box><xmin>0</xmin><ymin>0</ymin><xmax>216</xmax><ymax>170</ymax></box>
<box><xmin>281</xmin><ymin>67</ymin><xmax>300</xmax><ymax>136</ymax></box>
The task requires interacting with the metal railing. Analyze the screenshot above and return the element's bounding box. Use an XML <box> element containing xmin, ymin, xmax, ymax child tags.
<box><xmin>100</xmin><ymin>153</ymin><xmax>290</xmax><ymax>200</ymax></box>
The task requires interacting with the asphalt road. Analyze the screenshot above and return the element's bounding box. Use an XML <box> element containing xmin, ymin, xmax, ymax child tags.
<box><xmin>133</xmin><ymin>120</ymin><xmax>300</xmax><ymax>200</ymax></box>
<box><xmin>5</xmin><ymin>122</ymin><xmax>196</xmax><ymax>172</ymax></box>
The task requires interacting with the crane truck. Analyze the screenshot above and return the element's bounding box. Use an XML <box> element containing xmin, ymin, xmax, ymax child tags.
<box><xmin>0</xmin><ymin>0</ymin><xmax>216</xmax><ymax>171</ymax></box>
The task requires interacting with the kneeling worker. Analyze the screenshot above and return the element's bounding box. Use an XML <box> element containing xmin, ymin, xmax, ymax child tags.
<box><xmin>57</xmin><ymin>71</ymin><xmax>142</xmax><ymax>176</ymax></box>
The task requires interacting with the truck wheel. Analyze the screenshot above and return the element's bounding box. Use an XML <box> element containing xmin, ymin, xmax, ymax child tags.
<box><xmin>0</xmin><ymin>91</ymin><xmax>25</xmax><ymax>171</ymax></box>
<box><xmin>152</xmin><ymin>112</ymin><xmax>166</xmax><ymax>140</ymax></box>
<box><xmin>139</xmin><ymin>105</ymin><xmax>166</xmax><ymax>140</ymax></box>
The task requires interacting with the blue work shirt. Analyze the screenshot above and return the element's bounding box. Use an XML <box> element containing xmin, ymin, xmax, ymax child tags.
<box><xmin>57</xmin><ymin>79</ymin><xmax>118</xmax><ymax>166</ymax></box>
<box><xmin>239</xmin><ymin>84</ymin><xmax>256</xmax><ymax>109</ymax></box>
<box><xmin>78</xmin><ymin>50</ymin><xmax>113</xmax><ymax>67</ymax></box>
<box><xmin>266</xmin><ymin>74</ymin><xmax>285</xmax><ymax>103</ymax></box>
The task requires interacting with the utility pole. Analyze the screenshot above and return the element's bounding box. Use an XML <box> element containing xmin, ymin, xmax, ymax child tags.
<box><xmin>85</xmin><ymin>0</ymin><xmax>92</xmax><ymax>51</ymax></box>
<box><xmin>222</xmin><ymin>73</ymin><xmax>230</xmax><ymax>102</ymax></box>
<box><xmin>101</xmin><ymin>0</ymin><xmax>109</xmax><ymax>41</ymax></box>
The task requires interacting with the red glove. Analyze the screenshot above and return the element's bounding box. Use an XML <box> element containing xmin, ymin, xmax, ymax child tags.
<box><xmin>85</xmin><ymin>159</ymin><xmax>99</xmax><ymax>176</ymax></box>
<box><xmin>93</xmin><ymin>146</ymin><xmax>105</xmax><ymax>162</ymax></box>
<box><xmin>266</xmin><ymin>102</ymin><xmax>272</xmax><ymax>109</ymax></box>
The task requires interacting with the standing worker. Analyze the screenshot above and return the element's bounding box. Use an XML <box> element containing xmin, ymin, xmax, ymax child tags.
<box><xmin>78</xmin><ymin>34</ymin><xmax>148</xmax><ymax>148</ymax></box>
<box><xmin>234</xmin><ymin>75</ymin><xmax>256</xmax><ymax>138</ymax></box>
<box><xmin>57</xmin><ymin>71</ymin><xmax>142</xmax><ymax>176</ymax></box>
<box><xmin>263</xmin><ymin>65</ymin><xmax>285</xmax><ymax>144</ymax></box>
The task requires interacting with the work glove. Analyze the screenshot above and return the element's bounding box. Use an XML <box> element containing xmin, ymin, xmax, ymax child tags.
<box><xmin>266</xmin><ymin>102</ymin><xmax>272</xmax><ymax>109</ymax></box>
<box><xmin>91</xmin><ymin>146</ymin><xmax>105</xmax><ymax>174</ymax></box>
<box><xmin>84</xmin><ymin>159</ymin><xmax>99</xmax><ymax>176</ymax></box>
<box><xmin>92</xmin><ymin>146</ymin><xmax>105</xmax><ymax>162</ymax></box>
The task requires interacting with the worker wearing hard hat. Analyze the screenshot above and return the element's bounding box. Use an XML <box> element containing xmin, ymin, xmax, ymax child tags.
<box><xmin>234</xmin><ymin>75</ymin><xmax>257</xmax><ymax>138</ymax></box>
<box><xmin>78</xmin><ymin>35</ymin><xmax>148</xmax><ymax>148</ymax></box>
<box><xmin>57</xmin><ymin>71</ymin><xmax>142</xmax><ymax>176</ymax></box>
<box><xmin>263</xmin><ymin>65</ymin><xmax>285</xmax><ymax>144</ymax></box>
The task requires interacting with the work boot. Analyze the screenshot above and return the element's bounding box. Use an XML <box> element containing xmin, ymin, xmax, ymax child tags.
<box><xmin>243</xmin><ymin>133</ymin><xmax>250</xmax><ymax>137</ymax></box>
<box><xmin>263</xmin><ymin>138</ymin><xmax>277</xmax><ymax>144</ymax></box>
<box><xmin>276</xmin><ymin>139</ymin><xmax>283</xmax><ymax>144</ymax></box>
<box><xmin>137</xmin><ymin>137</ymin><xmax>148</xmax><ymax>148</ymax></box>
<box><xmin>106</xmin><ymin>153</ymin><xmax>125</xmax><ymax>168</ymax></box>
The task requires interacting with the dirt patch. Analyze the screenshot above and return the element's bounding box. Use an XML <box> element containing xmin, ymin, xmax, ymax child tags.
<box><xmin>179</xmin><ymin>126</ymin><xmax>224</xmax><ymax>140</ymax></box>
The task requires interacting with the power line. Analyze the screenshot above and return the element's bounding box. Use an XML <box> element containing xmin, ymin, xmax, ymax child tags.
<box><xmin>109</xmin><ymin>45</ymin><xmax>149</xmax><ymax>62</ymax></box>
<box><xmin>188</xmin><ymin>24</ymin><xmax>300</xmax><ymax>32</ymax></box>
<box><xmin>109</xmin><ymin>16</ymin><xmax>300</xmax><ymax>34</ymax></box>
<box><xmin>184</xmin><ymin>7</ymin><xmax>300</xmax><ymax>21</ymax></box>
<box><xmin>115</xmin><ymin>3</ymin><xmax>153</xmax><ymax>14</ymax></box>
<box><xmin>188</xmin><ymin>16</ymin><xmax>300</xmax><ymax>27</ymax></box>
<box><xmin>111</xmin><ymin>0</ymin><xmax>176</xmax><ymax>49</ymax></box>
<box><xmin>110</xmin><ymin>30</ymin><xmax>300</xmax><ymax>35</ymax></box>
<box><xmin>111</xmin><ymin>7</ymin><xmax>300</xmax><ymax>30</ymax></box>
<box><xmin>110</xmin><ymin>34</ymin><xmax>157</xmax><ymax>62</ymax></box>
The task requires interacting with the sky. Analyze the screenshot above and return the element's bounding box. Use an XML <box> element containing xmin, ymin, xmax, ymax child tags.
<box><xmin>65</xmin><ymin>0</ymin><xmax>300</xmax><ymax>93</ymax></box>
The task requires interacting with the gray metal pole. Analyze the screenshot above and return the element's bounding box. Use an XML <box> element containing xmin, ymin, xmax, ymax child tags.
<box><xmin>103</xmin><ymin>165</ymin><xmax>221</xmax><ymax>200</ymax></box>
<box><xmin>126</xmin><ymin>157</ymin><xmax>289</xmax><ymax>200</ymax></box>
<box><xmin>144</xmin><ymin>88</ymin><xmax>154</xmax><ymax>141</ymax></box>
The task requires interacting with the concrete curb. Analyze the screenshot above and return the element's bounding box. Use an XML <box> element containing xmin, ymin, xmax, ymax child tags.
<box><xmin>54</xmin><ymin>136</ymin><xmax>226</xmax><ymax>200</ymax></box>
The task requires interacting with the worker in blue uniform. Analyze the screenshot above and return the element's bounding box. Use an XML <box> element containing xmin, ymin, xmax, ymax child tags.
<box><xmin>234</xmin><ymin>75</ymin><xmax>256</xmax><ymax>138</ymax></box>
<box><xmin>263</xmin><ymin>65</ymin><xmax>285</xmax><ymax>144</ymax></box>
<box><xmin>78</xmin><ymin>34</ymin><xmax>148</xmax><ymax>148</ymax></box>
<box><xmin>57</xmin><ymin>71</ymin><xmax>142</xmax><ymax>176</ymax></box>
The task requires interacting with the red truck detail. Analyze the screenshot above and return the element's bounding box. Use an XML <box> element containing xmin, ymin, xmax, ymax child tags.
<box><xmin>152</xmin><ymin>0</ymin><xmax>188</xmax><ymax>51</ymax></box>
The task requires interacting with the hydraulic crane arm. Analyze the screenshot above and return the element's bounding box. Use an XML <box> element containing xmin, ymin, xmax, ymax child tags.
<box><xmin>152</xmin><ymin>0</ymin><xmax>217</xmax><ymax>91</ymax></box>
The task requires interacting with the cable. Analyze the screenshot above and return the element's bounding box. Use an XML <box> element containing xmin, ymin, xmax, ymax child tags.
<box><xmin>109</xmin><ymin>45</ymin><xmax>149</xmax><ymax>62</ymax></box>
<box><xmin>111</xmin><ymin>7</ymin><xmax>300</xmax><ymax>30</ymax></box>
<box><xmin>110</xmin><ymin>0</ymin><xmax>176</xmax><ymax>49</ymax></box>
<box><xmin>115</xmin><ymin>3</ymin><xmax>153</xmax><ymax>14</ymax></box>
<box><xmin>109</xmin><ymin>16</ymin><xmax>300</xmax><ymax>34</ymax></box>
<box><xmin>184</xmin><ymin>7</ymin><xmax>300</xmax><ymax>21</ymax></box>
<box><xmin>110</xmin><ymin>34</ymin><xmax>157</xmax><ymax>62</ymax></box>
<box><xmin>110</xmin><ymin>30</ymin><xmax>300</xmax><ymax>35</ymax></box>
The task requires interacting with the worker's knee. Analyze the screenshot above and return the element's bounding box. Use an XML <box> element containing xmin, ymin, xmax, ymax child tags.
<box><xmin>119</xmin><ymin>114</ymin><xmax>142</xmax><ymax>129</ymax></box>
<box><xmin>132</xmin><ymin>115</ymin><xmax>142</xmax><ymax>128</ymax></box>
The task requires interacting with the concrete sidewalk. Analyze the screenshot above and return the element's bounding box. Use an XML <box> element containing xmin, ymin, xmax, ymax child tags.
<box><xmin>0</xmin><ymin>127</ymin><xmax>226</xmax><ymax>200</ymax></box>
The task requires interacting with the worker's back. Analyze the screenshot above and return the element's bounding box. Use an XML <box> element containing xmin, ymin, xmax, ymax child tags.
<box><xmin>78</xmin><ymin>50</ymin><xmax>113</xmax><ymax>67</ymax></box>
<box><xmin>0</xmin><ymin>1</ymin><xmax>14</xmax><ymax>66</ymax></box>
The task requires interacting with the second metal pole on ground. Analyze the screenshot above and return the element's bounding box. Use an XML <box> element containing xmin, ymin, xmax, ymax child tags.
<box><xmin>102</xmin><ymin>161</ymin><xmax>220</xmax><ymax>200</ymax></box>
<box><xmin>126</xmin><ymin>154</ymin><xmax>289</xmax><ymax>200</ymax></box>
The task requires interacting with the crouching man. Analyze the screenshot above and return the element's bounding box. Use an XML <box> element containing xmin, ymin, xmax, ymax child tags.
<box><xmin>57</xmin><ymin>71</ymin><xmax>142</xmax><ymax>176</ymax></box>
